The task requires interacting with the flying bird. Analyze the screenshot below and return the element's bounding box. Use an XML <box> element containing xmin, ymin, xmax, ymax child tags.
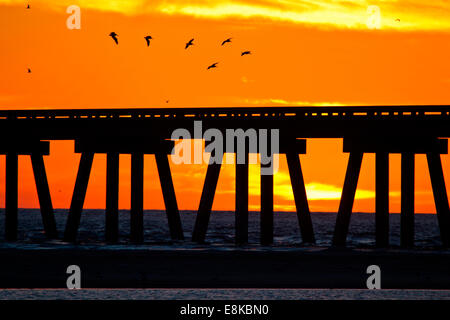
<box><xmin>241</xmin><ymin>51</ymin><xmax>251</xmax><ymax>56</ymax></box>
<box><xmin>109</xmin><ymin>32</ymin><xmax>118</xmax><ymax>45</ymax></box>
<box><xmin>221</xmin><ymin>38</ymin><xmax>232</xmax><ymax>46</ymax></box>
<box><xmin>395</xmin><ymin>18</ymin><xmax>401</xmax><ymax>22</ymax></box>
<box><xmin>27</xmin><ymin>4</ymin><xmax>30</xmax><ymax>9</ymax></box>
<box><xmin>185</xmin><ymin>38</ymin><xmax>194</xmax><ymax>49</ymax></box>
<box><xmin>207</xmin><ymin>62</ymin><xmax>218</xmax><ymax>70</ymax></box>
<box><xmin>144</xmin><ymin>35</ymin><xmax>153</xmax><ymax>47</ymax></box>
<box><xmin>27</xmin><ymin>68</ymin><xmax>31</xmax><ymax>73</ymax></box>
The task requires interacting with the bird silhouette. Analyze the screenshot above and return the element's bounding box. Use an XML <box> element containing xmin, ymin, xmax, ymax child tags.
<box><xmin>144</xmin><ymin>35</ymin><xmax>153</xmax><ymax>47</ymax></box>
<box><xmin>27</xmin><ymin>4</ymin><xmax>30</xmax><ymax>9</ymax></box>
<box><xmin>207</xmin><ymin>62</ymin><xmax>218</xmax><ymax>70</ymax></box>
<box><xmin>221</xmin><ymin>38</ymin><xmax>232</xmax><ymax>46</ymax></box>
<box><xmin>109</xmin><ymin>32</ymin><xmax>118</xmax><ymax>45</ymax></box>
<box><xmin>241</xmin><ymin>51</ymin><xmax>251</xmax><ymax>56</ymax></box>
<box><xmin>395</xmin><ymin>18</ymin><xmax>401</xmax><ymax>22</ymax></box>
<box><xmin>27</xmin><ymin>68</ymin><xmax>31</xmax><ymax>73</ymax></box>
<box><xmin>185</xmin><ymin>38</ymin><xmax>194</xmax><ymax>49</ymax></box>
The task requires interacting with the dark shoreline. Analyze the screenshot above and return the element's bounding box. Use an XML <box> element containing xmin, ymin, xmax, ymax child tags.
<box><xmin>0</xmin><ymin>246</ymin><xmax>449</xmax><ymax>289</ymax></box>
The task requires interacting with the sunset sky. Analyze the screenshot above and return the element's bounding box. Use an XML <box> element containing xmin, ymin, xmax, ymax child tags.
<box><xmin>0</xmin><ymin>0</ymin><xmax>450</xmax><ymax>213</ymax></box>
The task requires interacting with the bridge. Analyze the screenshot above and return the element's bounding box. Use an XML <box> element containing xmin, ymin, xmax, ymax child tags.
<box><xmin>0</xmin><ymin>105</ymin><xmax>449</xmax><ymax>248</ymax></box>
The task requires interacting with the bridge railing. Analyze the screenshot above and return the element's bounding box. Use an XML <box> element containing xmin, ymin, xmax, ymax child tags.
<box><xmin>0</xmin><ymin>106</ymin><xmax>450</xmax><ymax>121</ymax></box>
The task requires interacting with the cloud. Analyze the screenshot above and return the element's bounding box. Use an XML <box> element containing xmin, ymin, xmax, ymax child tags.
<box><xmin>214</xmin><ymin>166</ymin><xmax>391</xmax><ymax>201</ymax></box>
<box><xmin>3</xmin><ymin>0</ymin><xmax>450</xmax><ymax>30</ymax></box>
<box><xmin>270</xmin><ymin>171</ymin><xmax>379</xmax><ymax>201</ymax></box>
<box><xmin>240</xmin><ymin>98</ymin><xmax>347</xmax><ymax>106</ymax></box>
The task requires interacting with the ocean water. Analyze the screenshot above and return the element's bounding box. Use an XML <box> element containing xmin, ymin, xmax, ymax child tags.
<box><xmin>0</xmin><ymin>210</ymin><xmax>448</xmax><ymax>300</ymax></box>
<box><xmin>0</xmin><ymin>209</ymin><xmax>442</xmax><ymax>248</ymax></box>
<box><xmin>1</xmin><ymin>288</ymin><xmax>450</xmax><ymax>300</ymax></box>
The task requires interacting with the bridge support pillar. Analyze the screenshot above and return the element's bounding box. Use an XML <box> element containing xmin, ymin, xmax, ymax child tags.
<box><xmin>427</xmin><ymin>153</ymin><xmax>450</xmax><ymax>247</ymax></box>
<box><xmin>286</xmin><ymin>152</ymin><xmax>315</xmax><ymax>244</ymax></box>
<box><xmin>401</xmin><ymin>152</ymin><xmax>415</xmax><ymax>247</ymax></box>
<box><xmin>192</xmin><ymin>159</ymin><xmax>222</xmax><ymax>243</ymax></box>
<box><xmin>130</xmin><ymin>152</ymin><xmax>144</xmax><ymax>243</ymax></box>
<box><xmin>64</xmin><ymin>152</ymin><xmax>94</xmax><ymax>242</ymax></box>
<box><xmin>194</xmin><ymin>137</ymin><xmax>313</xmax><ymax>245</ymax></box>
<box><xmin>2</xmin><ymin>141</ymin><xmax>52</xmax><ymax>241</ymax></box>
<box><xmin>260</xmin><ymin>163</ymin><xmax>273</xmax><ymax>245</ymax></box>
<box><xmin>5</xmin><ymin>153</ymin><xmax>18</xmax><ymax>241</ymax></box>
<box><xmin>68</xmin><ymin>138</ymin><xmax>180</xmax><ymax>243</ymax></box>
<box><xmin>31</xmin><ymin>154</ymin><xmax>58</xmax><ymax>239</ymax></box>
<box><xmin>375</xmin><ymin>152</ymin><xmax>389</xmax><ymax>248</ymax></box>
<box><xmin>155</xmin><ymin>153</ymin><xmax>184</xmax><ymax>241</ymax></box>
<box><xmin>236</xmin><ymin>152</ymin><xmax>249</xmax><ymax>245</ymax></box>
<box><xmin>333</xmin><ymin>152</ymin><xmax>363</xmax><ymax>247</ymax></box>
<box><xmin>336</xmin><ymin>137</ymin><xmax>448</xmax><ymax>247</ymax></box>
<box><xmin>105</xmin><ymin>152</ymin><xmax>120</xmax><ymax>243</ymax></box>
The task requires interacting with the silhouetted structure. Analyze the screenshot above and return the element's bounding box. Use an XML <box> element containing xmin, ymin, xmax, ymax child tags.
<box><xmin>0</xmin><ymin>140</ymin><xmax>56</xmax><ymax>240</ymax></box>
<box><xmin>0</xmin><ymin>106</ymin><xmax>449</xmax><ymax>247</ymax></box>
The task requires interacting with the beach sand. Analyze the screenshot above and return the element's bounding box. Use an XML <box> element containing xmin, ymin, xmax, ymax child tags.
<box><xmin>0</xmin><ymin>245</ymin><xmax>449</xmax><ymax>289</ymax></box>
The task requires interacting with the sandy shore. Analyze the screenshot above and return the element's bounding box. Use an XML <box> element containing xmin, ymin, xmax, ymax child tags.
<box><xmin>0</xmin><ymin>246</ymin><xmax>449</xmax><ymax>289</ymax></box>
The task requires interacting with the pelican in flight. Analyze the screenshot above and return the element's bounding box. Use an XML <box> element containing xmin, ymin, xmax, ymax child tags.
<box><xmin>207</xmin><ymin>62</ymin><xmax>218</xmax><ymax>70</ymax></box>
<box><xmin>109</xmin><ymin>32</ymin><xmax>118</xmax><ymax>45</ymax></box>
<box><xmin>185</xmin><ymin>38</ymin><xmax>194</xmax><ymax>49</ymax></box>
<box><xmin>241</xmin><ymin>51</ymin><xmax>251</xmax><ymax>56</ymax></box>
<box><xmin>144</xmin><ymin>35</ymin><xmax>153</xmax><ymax>47</ymax></box>
<box><xmin>221</xmin><ymin>38</ymin><xmax>232</xmax><ymax>46</ymax></box>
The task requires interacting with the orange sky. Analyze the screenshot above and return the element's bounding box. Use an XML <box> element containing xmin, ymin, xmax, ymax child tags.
<box><xmin>0</xmin><ymin>1</ymin><xmax>450</xmax><ymax>213</ymax></box>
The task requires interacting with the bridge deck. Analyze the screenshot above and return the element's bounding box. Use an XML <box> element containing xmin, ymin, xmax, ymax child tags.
<box><xmin>0</xmin><ymin>106</ymin><xmax>449</xmax><ymax>139</ymax></box>
<box><xmin>0</xmin><ymin>106</ymin><xmax>450</xmax><ymax>246</ymax></box>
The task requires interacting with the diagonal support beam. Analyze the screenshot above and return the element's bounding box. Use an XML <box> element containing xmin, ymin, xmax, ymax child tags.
<box><xmin>426</xmin><ymin>152</ymin><xmax>450</xmax><ymax>247</ymax></box>
<box><xmin>333</xmin><ymin>152</ymin><xmax>363</xmax><ymax>246</ymax></box>
<box><xmin>30</xmin><ymin>154</ymin><xmax>57</xmax><ymax>239</ymax></box>
<box><xmin>286</xmin><ymin>152</ymin><xmax>315</xmax><ymax>243</ymax></box>
<box><xmin>192</xmin><ymin>159</ymin><xmax>222</xmax><ymax>243</ymax></box>
<box><xmin>155</xmin><ymin>153</ymin><xmax>184</xmax><ymax>241</ymax></box>
<box><xmin>64</xmin><ymin>152</ymin><xmax>94</xmax><ymax>242</ymax></box>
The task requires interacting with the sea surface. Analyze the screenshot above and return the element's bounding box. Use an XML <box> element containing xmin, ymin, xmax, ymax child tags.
<box><xmin>0</xmin><ymin>210</ymin><xmax>448</xmax><ymax>300</ymax></box>
<box><xmin>0</xmin><ymin>209</ymin><xmax>442</xmax><ymax>248</ymax></box>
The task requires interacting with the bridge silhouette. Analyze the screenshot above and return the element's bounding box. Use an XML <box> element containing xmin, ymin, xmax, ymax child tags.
<box><xmin>0</xmin><ymin>105</ymin><xmax>449</xmax><ymax>248</ymax></box>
